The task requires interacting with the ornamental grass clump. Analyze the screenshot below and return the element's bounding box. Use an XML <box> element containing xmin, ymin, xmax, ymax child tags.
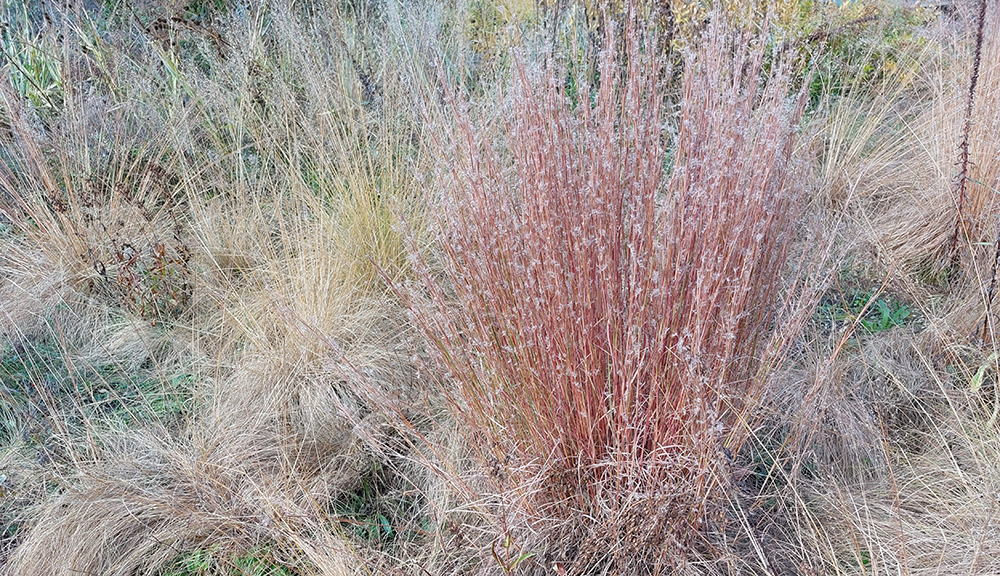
<box><xmin>412</xmin><ymin>18</ymin><xmax>810</xmax><ymax>520</ymax></box>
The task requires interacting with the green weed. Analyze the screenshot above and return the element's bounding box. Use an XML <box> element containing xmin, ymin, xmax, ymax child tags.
<box><xmin>162</xmin><ymin>545</ymin><xmax>302</xmax><ymax>576</ymax></box>
<box><xmin>162</xmin><ymin>547</ymin><xmax>215</xmax><ymax>576</ymax></box>
<box><xmin>231</xmin><ymin>549</ymin><xmax>297</xmax><ymax>576</ymax></box>
<box><xmin>0</xmin><ymin>331</ymin><xmax>191</xmax><ymax>450</ymax></box>
<box><xmin>329</xmin><ymin>464</ymin><xmax>426</xmax><ymax>550</ymax></box>
<box><xmin>863</xmin><ymin>298</ymin><xmax>912</xmax><ymax>332</ymax></box>
<box><xmin>816</xmin><ymin>289</ymin><xmax>913</xmax><ymax>335</ymax></box>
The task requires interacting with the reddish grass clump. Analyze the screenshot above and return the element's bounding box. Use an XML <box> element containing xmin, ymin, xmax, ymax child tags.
<box><xmin>410</xmin><ymin>21</ymin><xmax>809</xmax><ymax>513</ymax></box>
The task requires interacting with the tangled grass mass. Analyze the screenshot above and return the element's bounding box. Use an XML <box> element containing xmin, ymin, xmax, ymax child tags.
<box><xmin>2</xmin><ymin>0</ymin><xmax>1000</xmax><ymax>574</ymax></box>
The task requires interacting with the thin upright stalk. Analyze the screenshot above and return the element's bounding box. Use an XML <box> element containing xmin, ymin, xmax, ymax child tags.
<box><xmin>952</xmin><ymin>0</ymin><xmax>988</xmax><ymax>254</ymax></box>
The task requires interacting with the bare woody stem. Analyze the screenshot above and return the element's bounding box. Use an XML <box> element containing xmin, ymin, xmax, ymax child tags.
<box><xmin>951</xmin><ymin>0</ymin><xmax>987</xmax><ymax>255</ymax></box>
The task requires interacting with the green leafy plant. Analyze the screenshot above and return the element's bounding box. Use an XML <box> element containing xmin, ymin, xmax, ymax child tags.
<box><xmin>0</xmin><ymin>331</ymin><xmax>191</xmax><ymax>449</ymax></box>
<box><xmin>162</xmin><ymin>548</ymin><xmax>215</xmax><ymax>576</ymax></box>
<box><xmin>861</xmin><ymin>298</ymin><xmax>911</xmax><ymax>332</ymax></box>
<box><xmin>329</xmin><ymin>465</ymin><xmax>426</xmax><ymax>550</ymax></box>
<box><xmin>816</xmin><ymin>289</ymin><xmax>912</xmax><ymax>335</ymax></box>
<box><xmin>231</xmin><ymin>548</ymin><xmax>297</xmax><ymax>576</ymax></box>
<box><xmin>332</xmin><ymin>477</ymin><xmax>395</xmax><ymax>544</ymax></box>
<box><xmin>859</xmin><ymin>549</ymin><xmax>872</xmax><ymax>568</ymax></box>
<box><xmin>162</xmin><ymin>545</ymin><xmax>299</xmax><ymax>576</ymax></box>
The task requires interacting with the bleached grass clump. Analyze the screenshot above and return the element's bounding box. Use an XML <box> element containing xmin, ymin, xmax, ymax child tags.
<box><xmin>1</xmin><ymin>1</ymin><xmax>429</xmax><ymax>572</ymax></box>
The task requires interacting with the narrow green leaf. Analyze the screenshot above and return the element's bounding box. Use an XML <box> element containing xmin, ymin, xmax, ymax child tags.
<box><xmin>972</xmin><ymin>352</ymin><xmax>999</xmax><ymax>393</ymax></box>
<box><xmin>971</xmin><ymin>364</ymin><xmax>986</xmax><ymax>393</ymax></box>
<box><xmin>510</xmin><ymin>552</ymin><xmax>537</xmax><ymax>571</ymax></box>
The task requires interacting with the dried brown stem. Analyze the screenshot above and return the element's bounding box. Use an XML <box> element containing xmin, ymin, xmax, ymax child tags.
<box><xmin>952</xmin><ymin>0</ymin><xmax>987</xmax><ymax>254</ymax></box>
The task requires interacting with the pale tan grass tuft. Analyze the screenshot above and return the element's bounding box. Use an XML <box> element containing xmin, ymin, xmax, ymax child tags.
<box><xmin>1</xmin><ymin>1</ymin><xmax>434</xmax><ymax>572</ymax></box>
<box><xmin>856</xmin><ymin>3</ymin><xmax>1000</xmax><ymax>274</ymax></box>
<box><xmin>6</xmin><ymin>426</ymin><xmax>358</xmax><ymax>575</ymax></box>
